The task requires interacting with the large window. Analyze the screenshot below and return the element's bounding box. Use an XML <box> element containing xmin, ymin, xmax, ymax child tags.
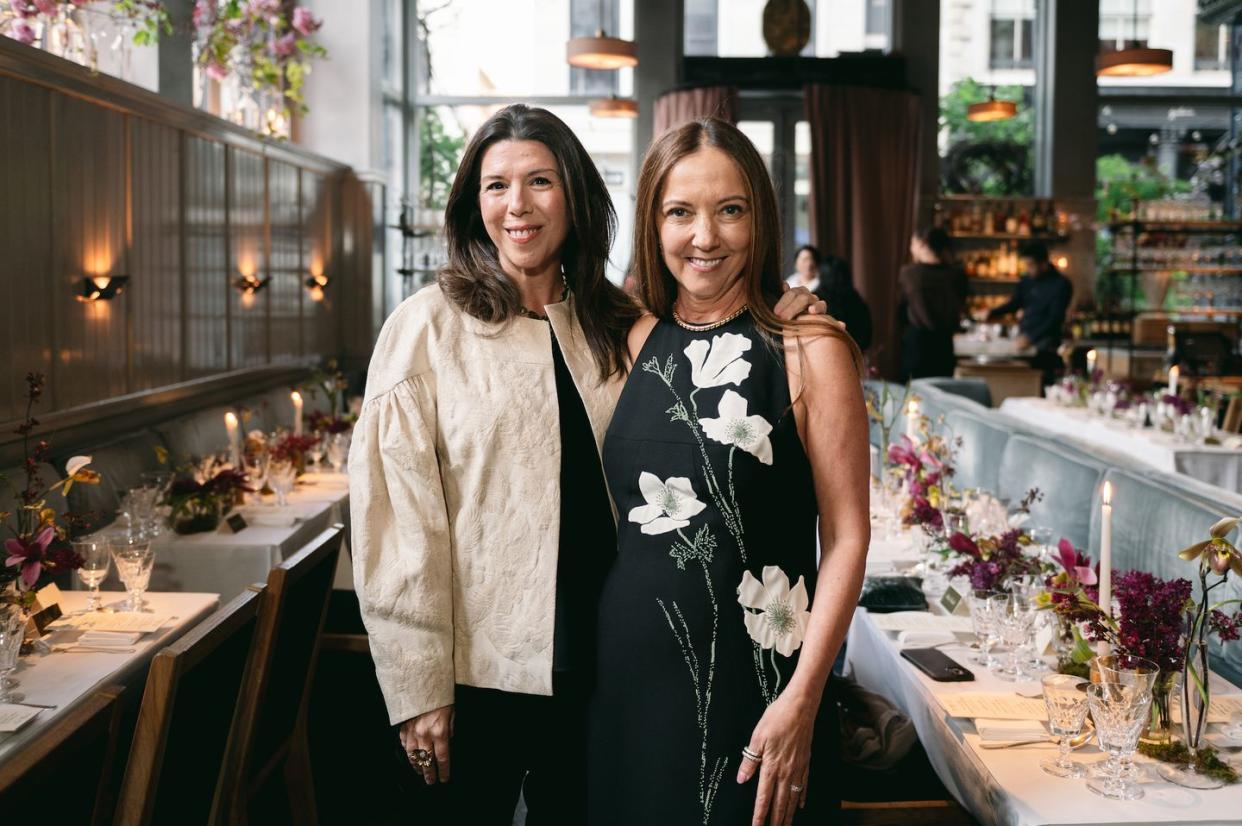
<box><xmin>683</xmin><ymin>0</ymin><xmax>889</xmax><ymax>58</ymax></box>
<box><xmin>988</xmin><ymin>0</ymin><xmax>1034</xmax><ymax>70</ymax></box>
<box><xmin>1099</xmin><ymin>0</ymin><xmax>1151</xmax><ymax>55</ymax></box>
<box><xmin>1195</xmin><ymin>20</ymin><xmax>1229</xmax><ymax>72</ymax></box>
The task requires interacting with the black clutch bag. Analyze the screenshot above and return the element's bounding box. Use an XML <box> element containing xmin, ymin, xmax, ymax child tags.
<box><xmin>857</xmin><ymin>575</ymin><xmax>927</xmax><ymax>613</ymax></box>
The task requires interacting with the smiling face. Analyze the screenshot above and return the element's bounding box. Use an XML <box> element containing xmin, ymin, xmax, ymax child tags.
<box><xmin>795</xmin><ymin>248</ymin><xmax>817</xmax><ymax>280</ymax></box>
<box><xmin>478</xmin><ymin>139</ymin><xmax>569</xmax><ymax>282</ymax></box>
<box><xmin>657</xmin><ymin>145</ymin><xmax>752</xmax><ymax>305</ymax></box>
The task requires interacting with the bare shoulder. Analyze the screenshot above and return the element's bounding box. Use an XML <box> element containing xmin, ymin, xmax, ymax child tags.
<box><xmin>626</xmin><ymin>313</ymin><xmax>660</xmax><ymax>366</ymax></box>
<box><xmin>784</xmin><ymin>319</ymin><xmax>858</xmax><ymax>374</ymax></box>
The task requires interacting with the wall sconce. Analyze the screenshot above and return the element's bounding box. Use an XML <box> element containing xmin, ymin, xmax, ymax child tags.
<box><xmin>305</xmin><ymin>273</ymin><xmax>329</xmax><ymax>303</ymax></box>
<box><xmin>76</xmin><ymin>275</ymin><xmax>129</xmax><ymax>302</ymax></box>
<box><xmin>234</xmin><ymin>273</ymin><xmax>270</xmax><ymax>309</ymax></box>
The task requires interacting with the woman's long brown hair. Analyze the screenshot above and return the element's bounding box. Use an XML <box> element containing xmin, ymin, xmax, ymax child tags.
<box><xmin>439</xmin><ymin>104</ymin><xmax>640</xmax><ymax>380</ymax></box>
<box><xmin>631</xmin><ymin>118</ymin><xmax>860</xmax><ymax>370</ymax></box>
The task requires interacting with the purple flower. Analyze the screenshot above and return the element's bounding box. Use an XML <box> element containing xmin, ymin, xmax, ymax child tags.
<box><xmin>1211</xmin><ymin>609</ymin><xmax>1242</xmax><ymax>643</ymax></box>
<box><xmin>1055</xmin><ymin>538</ymin><xmax>1097</xmax><ymax>586</ymax></box>
<box><xmin>9</xmin><ymin>0</ymin><xmax>36</xmax><ymax>19</ymax></box>
<box><xmin>4</xmin><ymin>525</ymin><xmax>55</xmax><ymax>589</ymax></box>
<box><xmin>272</xmin><ymin>31</ymin><xmax>297</xmax><ymax>57</ymax></box>
<box><xmin>291</xmin><ymin>6</ymin><xmax>320</xmax><ymax>35</ymax></box>
<box><xmin>1113</xmin><ymin>571</ymin><xmax>1193</xmax><ymax>675</ymax></box>
<box><xmin>248</xmin><ymin>0</ymin><xmax>280</xmax><ymax>17</ymax></box>
<box><xmin>32</xmin><ymin>0</ymin><xmax>56</xmax><ymax>15</ymax></box>
<box><xmin>9</xmin><ymin>19</ymin><xmax>36</xmax><ymax>43</ymax></box>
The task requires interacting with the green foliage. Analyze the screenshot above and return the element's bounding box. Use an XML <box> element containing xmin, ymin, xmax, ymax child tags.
<box><xmin>939</xmin><ymin>79</ymin><xmax>1034</xmax><ymax>195</ymax></box>
<box><xmin>1136</xmin><ymin>740</ymin><xmax>1239</xmax><ymax>784</ymax></box>
<box><xmin>419</xmin><ymin>108</ymin><xmax>466</xmax><ymax>211</ymax></box>
<box><xmin>1095</xmin><ymin>153</ymin><xmax>1192</xmax><ymax>224</ymax></box>
<box><xmin>939</xmin><ymin>78</ymin><xmax>1033</xmax><ymax>146</ymax></box>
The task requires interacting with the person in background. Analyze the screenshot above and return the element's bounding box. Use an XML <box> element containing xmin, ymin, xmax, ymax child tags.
<box><xmin>897</xmin><ymin>228</ymin><xmax>967</xmax><ymax>381</ymax></box>
<box><xmin>788</xmin><ymin>245</ymin><xmax>873</xmax><ymax>353</ymax></box>
<box><xmin>984</xmin><ymin>240</ymin><xmax>1073</xmax><ymax>385</ymax></box>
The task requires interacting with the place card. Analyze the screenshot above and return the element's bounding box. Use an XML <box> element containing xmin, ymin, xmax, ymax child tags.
<box><xmin>223</xmin><ymin>512</ymin><xmax>249</xmax><ymax>533</ymax></box>
<box><xmin>939</xmin><ymin>586</ymin><xmax>970</xmax><ymax>617</ymax></box>
<box><xmin>64</xmin><ymin>612</ymin><xmax>170</xmax><ymax>635</ymax></box>
<box><xmin>0</xmin><ymin>704</ymin><xmax>44</xmax><ymax>733</ymax></box>
<box><xmin>937</xmin><ymin>692</ymin><xmax>1049</xmax><ymax>722</ymax></box>
<box><xmin>869</xmin><ymin>611</ymin><xmax>974</xmax><ymax>634</ymax></box>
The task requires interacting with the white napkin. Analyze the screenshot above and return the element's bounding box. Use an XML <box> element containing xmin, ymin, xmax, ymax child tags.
<box><xmin>244</xmin><ymin>513</ymin><xmax>299</xmax><ymax>528</ymax></box>
<box><xmin>897</xmin><ymin>629</ymin><xmax>957</xmax><ymax>648</ymax></box>
<box><xmin>78</xmin><ymin>630</ymin><xmax>142</xmax><ymax>647</ymax></box>
<box><xmin>975</xmin><ymin>718</ymin><xmax>1049</xmax><ymax>742</ymax></box>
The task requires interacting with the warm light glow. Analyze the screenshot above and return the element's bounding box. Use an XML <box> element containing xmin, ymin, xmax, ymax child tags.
<box><xmin>225</xmin><ymin>411</ymin><xmax>238</xmax><ymax>428</ymax></box>
<box><xmin>308</xmin><ymin>255</ymin><xmax>324</xmax><ymax>280</ymax></box>
<box><xmin>566</xmin><ymin>32</ymin><xmax>638</xmax><ymax>69</ymax></box>
<box><xmin>91</xmin><ymin>276</ymin><xmax>111</xmax><ymax>290</ymax></box>
<box><xmin>589</xmin><ymin>97</ymin><xmax>638</xmax><ymax>118</ymax></box>
<box><xmin>1097</xmin><ymin>47</ymin><xmax>1173</xmax><ymax>77</ymax></box>
<box><xmin>240</xmin><ymin>290</ymin><xmax>256</xmax><ymax>309</ymax></box>
<box><xmin>966</xmin><ymin>99</ymin><xmax>1017</xmax><ymax>122</ymax></box>
<box><xmin>1170</xmin><ymin>365</ymin><xmax>1180</xmax><ymax>381</ymax></box>
<box><xmin>237</xmin><ymin>251</ymin><xmax>258</xmax><ymax>279</ymax></box>
<box><xmin>308</xmin><ymin>285</ymin><xmax>325</xmax><ymax>303</ymax></box>
<box><xmin>1102</xmin><ymin>480</ymin><xmax>1112</xmax><ymax>507</ymax></box>
<box><xmin>1054</xmin><ymin>256</ymin><xmax>1069</xmax><ymax>269</ymax></box>
<box><xmin>291</xmin><ymin>391</ymin><xmax>302</xmax><ymax>405</ymax></box>
<box><xmin>906</xmin><ymin>400</ymin><xmax>920</xmax><ymax>416</ymax></box>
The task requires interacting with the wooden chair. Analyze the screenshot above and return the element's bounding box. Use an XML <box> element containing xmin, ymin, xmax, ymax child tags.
<box><xmin>217</xmin><ymin>524</ymin><xmax>344</xmax><ymax>825</ymax></box>
<box><xmin>0</xmin><ymin>685</ymin><xmax>126</xmax><ymax>824</ymax></box>
<box><xmin>113</xmin><ymin>588</ymin><xmax>265</xmax><ymax>825</ymax></box>
<box><xmin>1222</xmin><ymin>395</ymin><xmax>1242</xmax><ymax>434</ymax></box>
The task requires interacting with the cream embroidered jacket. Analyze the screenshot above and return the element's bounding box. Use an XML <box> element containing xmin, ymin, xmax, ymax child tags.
<box><xmin>348</xmin><ymin>284</ymin><xmax>621</xmax><ymax>725</ymax></box>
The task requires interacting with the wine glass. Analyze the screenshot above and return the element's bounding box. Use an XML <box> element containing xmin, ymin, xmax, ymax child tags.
<box><xmin>1090</xmin><ymin>655</ymin><xmax>1158</xmax><ymax>790</ymax></box>
<box><xmin>326</xmin><ymin>432</ymin><xmax>349</xmax><ymax>473</ymax></box>
<box><xmin>307</xmin><ymin>437</ymin><xmax>325</xmax><ymax>469</ymax></box>
<box><xmin>1086</xmin><ymin>681</ymin><xmax>1153</xmax><ymax>800</ymax></box>
<box><xmin>966</xmin><ymin>590</ymin><xmax>1003</xmax><ymax>666</ymax></box>
<box><xmin>72</xmin><ymin>539</ymin><xmax>111</xmax><ymax>612</ymax></box>
<box><xmin>993</xmin><ymin>593</ymin><xmax>1035</xmax><ymax>682</ymax></box>
<box><xmin>0</xmin><ymin>604</ymin><xmax>26</xmax><ymax>702</ymax></box>
<box><xmin>245</xmin><ymin>443</ymin><xmax>270</xmax><ymax>506</ymax></box>
<box><xmin>109</xmin><ymin>532</ymin><xmax>154</xmax><ymax>612</ymax></box>
<box><xmin>1040</xmin><ymin>674</ymin><xmax>1089</xmax><ymax>778</ymax></box>
<box><xmin>268</xmin><ymin>457</ymin><xmax>296</xmax><ymax>508</ymax></box>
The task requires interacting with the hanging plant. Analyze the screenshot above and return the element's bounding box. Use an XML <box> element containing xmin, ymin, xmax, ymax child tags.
<box><xmin>193</xmin><ymin>0</ymin><xmax>327</xmax><ymax>137</ymax></box>
<box><xmin>2</xmin><ymin>0</ymin><xmax>169</xmax><ymax>56</ymax></box>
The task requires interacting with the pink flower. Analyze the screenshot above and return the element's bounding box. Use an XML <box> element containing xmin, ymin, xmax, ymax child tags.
<box><xmin>272</xmin><ymin>31</ymin><xmax>297</xmax><ymax>57</ymax></box>
<box><xmin>1056</xmin><ymin>538</ymin><xmax>1097</xmax><ymax>586</ymax></box>
<box><xmin>32</xmin><ymin>0</ymin><xmax>57</xmax><ymax>16</ymax></box>
<box><xmin>5</xmin><ymin>525</ymin><xmax>55</xmax><ymax>590</ymax></box>
<box><xmin>9</xmin><ymin>0</ymin><xmax>37</xmax><ymax>18</ymax></box>
<box><xmin>69</xmin><ymin>0</ymin><xmax>91</xmax><ymax>6</ymax></box>
<box><xmin>192</xmin><ymin>0</ymin><xmax>211</xmax><ymax>26</ymax></box>
<box><xmin>9</xmin><ymin>20</ymin><xmax>36</xmax><ymax>43</ymax></box>
<box><xmin>205</xmin><ymin>60</ymin><xmax>228</xmax><ymax>81</ymax></box>
<box><xmin>948</xmin><ymin>531</ymin><xmax>980</xmax><ymax>558</ymax></box>
<box><xmin>248</xmin><ymin>0</ymin><xmax>280</xmax><ymax>16</ymax></box>
<box><xmin>291</xmin><ymin>6</ymin><xmax>320</xmax><ymax>35</ymax></box>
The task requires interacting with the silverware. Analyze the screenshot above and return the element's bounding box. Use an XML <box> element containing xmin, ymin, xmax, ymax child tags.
<box><xmin>52</xmin><ymin>645</ymin><xmax>136</xmax><ymax>654</ymax></box>
<box><xmin>978</xmin><ymin>730</ymin><xmax>1092</xmax><ymax>750</ymax></box>
<box><xmin>10</xmin><ymin>701</ymin><xmax>56</xmax><ymax>710</ymax></box>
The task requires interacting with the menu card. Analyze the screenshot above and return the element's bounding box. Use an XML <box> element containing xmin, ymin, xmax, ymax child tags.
<box><xmin>60</xmin><ymin>612</ymin><xmax>171</xmax><ymax>634</ymax></box>
<box><xmin>1171</xmin><ymin>694</ymin><xmax>1242</xmax><ymax>725</ymax></box>
<box><xmin>938</xmin><ymin>693</ymin><xmax>1049</xmax><ymax>721</ymax></box>
<box><xmin>0</xmin><ymin>704</ymin><xmax>44</xmax><ymax>733</ymax></box>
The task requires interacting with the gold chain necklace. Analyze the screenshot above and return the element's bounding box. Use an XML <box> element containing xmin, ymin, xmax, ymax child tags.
<box><xmin>672</xmin><ymin>304</ymin><xmax>749</xmax><ymax>332</ymax></box>
<box><xmin>517</xmin><ymin>274</ymin><xmax>569</xmax><ymax>322</ymax></box>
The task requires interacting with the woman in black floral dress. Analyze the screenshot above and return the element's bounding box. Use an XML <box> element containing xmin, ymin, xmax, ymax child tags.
<box><xmin>589</xmin><ymin>120</ymin><xmax>870</xmax><ymax>826</ymax></box>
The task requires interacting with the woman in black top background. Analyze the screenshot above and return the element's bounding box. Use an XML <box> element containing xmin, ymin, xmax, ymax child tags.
<box><xmin>787</xmin><ymin>245</ymin><xmax>873</xmax><ymax>354</ymax></box>
<box><xmin>897</xmin><ymin>227</ymin><xmax>967</xmax><ymax>381</ymax></box>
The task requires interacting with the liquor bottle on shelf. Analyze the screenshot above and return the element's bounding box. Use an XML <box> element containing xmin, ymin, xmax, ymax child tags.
<box><xmin>1017</xmin><ymin>208</ymin><xmax>1031</xmax><ymax>236</ymax></box>
<box><xmin>1005</xmin><ymin>204</ymin><xmax>1018</xmax><ymax>235</ymax></box>
<box><xmin>1031</xmin><ymin>201</ymin><xmax>1046</xmax><ymax>234</ymax></box>
<box><xmin>1163</xmin><ymin>324</ymin><xmax>1181</xmax><ymax>373</ymax></box>
<box><xmin>992</xmin><ymin>203</ymin><xmax>1005</xmax><ymax>235</ymax></box>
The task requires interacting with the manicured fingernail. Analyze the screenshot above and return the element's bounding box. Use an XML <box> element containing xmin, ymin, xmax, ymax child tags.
<box><xmin>736</xmin><ymin>771</ymin><xmax>745</xmax><ymax>783</ymax></box>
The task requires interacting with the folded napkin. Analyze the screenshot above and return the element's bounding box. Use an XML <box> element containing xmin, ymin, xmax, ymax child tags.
<box><xmin>897</xmin><ymin>629</ymin><xmax>956</xmax><ymax>648</ymax></box>
<box><xmin>975</xmin><ymin>718</ymin><xmax>1048</xmax><ymax>742</ymax></box>
<box><xmin>239</xmin><ymin>511</ymin><xmax>299</xmax><ymax>528</ymax></box>
<box><xmin>1205</xmin><ymin>723</ymin><xmax>1242</xmax><ymax>749</ymax></box>
<box><xmin>78</xmin><ymin>630</ymin><xmax>142</xmax><ymax>647</ymax></box>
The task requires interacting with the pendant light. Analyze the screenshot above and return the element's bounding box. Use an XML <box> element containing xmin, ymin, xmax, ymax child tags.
<box><xmin>566</xmin><ymin>0</ymin><xmax>636</xmax><ymax>69</ymax></box>
<box><xmin>967</xmin><ymin>89</ymin><xmax>1017</xmax><ymax>123</ymax></box>
<box><xmin>589</xmin><ymin>96</ymin><xmax>638</xmax><ymax>118</ymax></box>
<box><xmin>1097</xmin><ymin>1</ymin><xmax>1172</xmax><ymax>77</ymax></box>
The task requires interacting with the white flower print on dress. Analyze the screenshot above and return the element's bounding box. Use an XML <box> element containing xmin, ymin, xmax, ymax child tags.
<box><xmin>738</xmin><ymin>566</ymin><xmax>811</xmax><ymax>657</ymax></box>
<box><xmin>628</xmin><ymin>472</ymin><xmax>708</xmax><ymax>535</ymax></box>
<box><xmin>684</xmin><ymin>332</ymin><xmax>752</xmax><ymax>389</ymax></box>
<box><xmin>699</xmin><ymin>390</ymin><xmax>774</xmax><ymax>465</ymax></box>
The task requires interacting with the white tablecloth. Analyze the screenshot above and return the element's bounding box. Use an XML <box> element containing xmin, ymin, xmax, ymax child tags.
<box><xmin>0</xmin><ymin>591</ymin><xmax>219</xmax><ymax>768</ymax></box>
<box><xmin>846</xmin><ymin>603</ymin><xmax>1242</xmax><ymax>825</ymax></box>
<box><xmin>1000</xmin><ymin>397</ymin><xmax>1242</xmax><ymax>494</ymax></box>
<box><xmin>954</xmin><ymin>336</ymin><xmax>1037</xmax><ymax>361</ymax></box>
<box><xmin>86</xmin><ymin>471</ymin><xmax>351</xmax><ymax>604</ymax></box>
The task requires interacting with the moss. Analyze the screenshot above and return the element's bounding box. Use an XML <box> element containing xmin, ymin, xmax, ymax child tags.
<box><xmin>1136</xmin><ymin>740</ymin><xmax>1239</xmax><ymax>784</ymax></box>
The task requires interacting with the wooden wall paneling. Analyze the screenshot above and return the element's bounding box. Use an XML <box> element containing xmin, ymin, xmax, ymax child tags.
<box><xmin>228</xmin><ymin>147</ymin><xmax>267</xmax><ymax>369</ymax></box>
<box><xmin>183</xmin><ymin>135</ymin><xmax>228</xmax><ymax>379</ymax></box>
<box><xmin>300</xmin><ymin>170</ymin><xmax>334</xmax><ymax>362</ymax></box>
<box><xmin>0</xmin><ymin>75</ymin><xmax>53</xmax><ymax>422</ymax></box>
<box><xmin>337</xmin><ymin>175</ymin><xmax>382</xmax><ymax>372</ymax></box>
<box><xmin>51</xmin><ymin>92</ymin><xmax>129</xmax><ymax>410</ymax></box>
<box><xmin>128</xmin><ymin>117</ymin><xmax>183</xmax><ymax>391</ymax></box>
<box><xmin>268</xmin><ymin>159</ymin><xmax>302</xmax><ymax>365</ymax></box>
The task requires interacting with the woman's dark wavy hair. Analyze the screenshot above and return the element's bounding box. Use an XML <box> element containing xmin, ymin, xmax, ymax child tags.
<box><xmin>438</xmin><ymin>104</ymin><xmax>640</xmax><ymax>380</ymax></box>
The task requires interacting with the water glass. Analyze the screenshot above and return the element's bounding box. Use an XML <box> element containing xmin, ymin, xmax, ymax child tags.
<box><xmin>269</xmin><ymin>458</ymin><xmax>296</xmax><ymax>507</ymax></box>
<box><xmin>307</xmin><ymin>437</ymin><xmax>325</xmax><ymax>468</ymax></box>
<box><xmin>0</xmin><ymin>604</ymin><xmax>25</xmax><ymax>702</ymax></box>
<box><xmin>1086</xmin><ymin>681</ymin><xmax>1153</xmax><ymax>799</ymax></box>
<box><xmin>326</xmin><ymin>432</ymin><xmax>349</xmax><ymax>473</ymax></box>
<box><xmin>110</xmin><ymin>533</ymin><xmax>154</xmax><ymax>612</ymax></box>
<box><xmin>245</xmin><ymin>445</ymin><xmax>270</xmax><ymax>505</ymax></box>
<box><xmin>966</xmin><ymin>590</ymin><xmax>1003</xmax><ymax>666</ymax></box>
<box><xmin>72</xmin><ymin>539</ymin><xmax>111</xmax><ymax>612</ymax></box>
<box><xmin>1090</xmin><ymin>655</ymin><xmax>1159</xmax><ymax>787</ymax></box>
<box><xmin>1041</xmin><ymin>674</ymin><xmax>1089</xmax><ymax>778</ymax></box>
<box><xmin>993</xmin><ymin>593</ymin><xmax>1035</xmax><ymax>682</ymax></box>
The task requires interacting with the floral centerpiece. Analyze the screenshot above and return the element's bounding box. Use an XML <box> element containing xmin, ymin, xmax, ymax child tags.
<box><xmin>165</xmin><ymin>467</ymin><xmax>250</xmax><ymax>534</ymax></box>
<box><xmin>270</xmin><ymin>432</ymin><xmax>320</xmax><ymax>475</ymax></box>
<box><xmin>194</xmin><ymin>0</ymin><xmax>326</xmax><ymax>137</ymax></box>
<box><xmin>2</xmin><ymin>1</ymin><xmax>170</xmax><ymax>57</ymax></box>
<box><xmin>945</xmin><ymin>528</ymin><xmax>1043</xmax><ymax>591</ymax></box>
<box><xmin>302</xmin><ymin>358</ymin><xmax>354</xmax><ymax>434</ymax></box>
<box><xmin>886</xmin><ymin>427</ymin><xmax>958</xmax><ymax>534</ymax></box>
<box><xmin>0</xmin><ymin>374</ymin><xmax>97</xmax><ymax>607</ymax></box>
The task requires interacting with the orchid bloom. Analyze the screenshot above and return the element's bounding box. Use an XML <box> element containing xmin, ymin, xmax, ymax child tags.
<box><xmin>1056</xmin><ymin>538</ymin><xmax>1097</xmax><ymax>586</ymax></box>
<box><xmin>58</xmin><ymin>455</ymin><xmax>100</xmax><ymax>495</ymax></box>
<box><xmin>1178</xmin><ymin>516</ymin><xmax>1242</xmax><ymax>576</ymax></box>
<box><xmin>4</xmin><ymin>524</ymin><xmax>54</xmax><ymax>589</ymax></box>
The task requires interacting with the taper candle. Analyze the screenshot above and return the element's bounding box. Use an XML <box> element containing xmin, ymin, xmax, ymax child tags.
<box><xmin>291</xmin><ymin>390</ymin><xmax>303</xmax><ymax>436</ymax></box>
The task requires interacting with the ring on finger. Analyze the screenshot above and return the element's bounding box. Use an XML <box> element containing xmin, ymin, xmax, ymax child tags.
<box><xmin>407</xmin><ymin>748</ymin><xmax>434</xmax><ymax>770</ymax></box>
<box><xmin>790</xmin><ymin>783</ymin><xmax>804</xmax><ymax>793</ymax></box>
<box><xmin>741</xmin><ymin>746</ymin><xmax>763</xmax><ymax>763</ymax></box>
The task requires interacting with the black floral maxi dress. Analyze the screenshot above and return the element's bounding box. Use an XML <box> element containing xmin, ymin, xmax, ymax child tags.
<box><xmin>588</xmin><ymin>310</ymin><xmax>839</xmax><ymax>825</ymax></box>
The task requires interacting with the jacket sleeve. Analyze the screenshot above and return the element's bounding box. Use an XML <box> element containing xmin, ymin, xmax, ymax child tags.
<box><xmin>986</xmin><ymin>278</ymin><xmax>1026</xmax><ymax>320</ymax></box>
<box><xmin>348</xmin><ymin>372</ymin><xmax>455</xmax><ymax>725</ymax></box>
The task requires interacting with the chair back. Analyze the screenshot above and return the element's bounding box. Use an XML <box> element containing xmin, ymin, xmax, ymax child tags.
<box><xmin>998</xmin><ymin>435</ymin><xmax>1107</xmax><ymax>549</ymax></box>
<box><xmin>0</xmin><ymin>685</ymin><xmax>126</xmax><ymax>825</ymax></box>
<box><xmin>944</xmin><ymin>409</ymin><xmax>1011</xmax><ymax>493</ymax></box>
<box><xmin>220</xmin><ymin>524</ymin><xmax>343</xmax><ymax>823</ymax></box>
<box><xmin>114</xmin><ymin>588</ymin><xmax>264</xmax><ymax>825</ymax></box>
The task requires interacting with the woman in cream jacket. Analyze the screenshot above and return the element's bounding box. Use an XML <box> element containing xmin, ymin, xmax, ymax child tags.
<box><xmin>348</xmin><ymin>104</ymin><xmax>821</xmax><ymax>824</ymax></box>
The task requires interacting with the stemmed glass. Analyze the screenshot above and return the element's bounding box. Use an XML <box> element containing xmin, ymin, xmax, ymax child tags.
<box><xmin>1040</xmin><ymin>674</ymin><xmax>1089</xmax><ymax>778</ymax></box>
<box><xmin>245</xmin><ymin>443</ymin><xmax>271</xmax><ymax>506</ymax></box>
<box><xmin>966</xmin><ymin>590</ymin><xmax>1004</xmax><ymax>666</ymax></box>
<box><xmin>109</xmin><ymin>531</ymin><xmax>154</xmax><ymax>613</ymax></box>
<box><xmin>993</xmin><ymin>593</ymin><xmax>1035</xmax><ymax>682</ymax></box>
<box><xmin>72</xmin><ymin>539</ymin><xmax>111</xmax><ymax>612</ymax></box>
<box><xmin>0</xmin><ymin>604</ymin><xmax>26</xmax><ymax>702</ymax></box>
<box><xmin>326</xmin><ymin>432</ymin><xmax>349</xmax><ymax>473</ymax></box>
<box><xmin>1086</xmin><ymin>681</ymin><xmax>1153</xmax><ymax>799</ymax></box>
<box><xmin>1087</xmin><ymin>655</ymin><xmax>1158</xmax><ymax>799</ymax></box>
<box><xmin>307</xmin><ymin>436</ymin><xmax>325</xmax><ymax>469</ymax></box>
<box><xmin>268</xmin><ymin>457</ymin><xmax>296</xmax><ymax>508</ymax></box>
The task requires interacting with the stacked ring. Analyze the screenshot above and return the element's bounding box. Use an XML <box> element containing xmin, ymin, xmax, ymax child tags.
<box><xmin>741</xmin><ymin>746</ymin><xmax>763</xmax><ymax>763</ymax></box>
<box><xmin>407</xmin><ymin>748</ymin><xmax>434</xmax><ymax>770</ymax></box>
<box><xmin>790</xmin><ymin>783</ymin><xmax>804</xmax><ymax>793</ymax></box>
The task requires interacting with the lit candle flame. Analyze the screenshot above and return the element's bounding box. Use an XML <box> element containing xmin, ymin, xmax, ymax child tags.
<box><xmin>1102</xmin><ymin>480</ymin><xmax>1112</xmax><ymax>506</ymax></box>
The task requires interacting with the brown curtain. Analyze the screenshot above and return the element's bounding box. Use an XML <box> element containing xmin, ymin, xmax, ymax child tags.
<box><xmin>653</xmin><ymin>86</ymin><xmax>739</xmax><ymax>136</ymax></box>
<box><xmin>805</xmin><ymin>84</ymin><xmax>921</xmax><ymax>377</ymax></box>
